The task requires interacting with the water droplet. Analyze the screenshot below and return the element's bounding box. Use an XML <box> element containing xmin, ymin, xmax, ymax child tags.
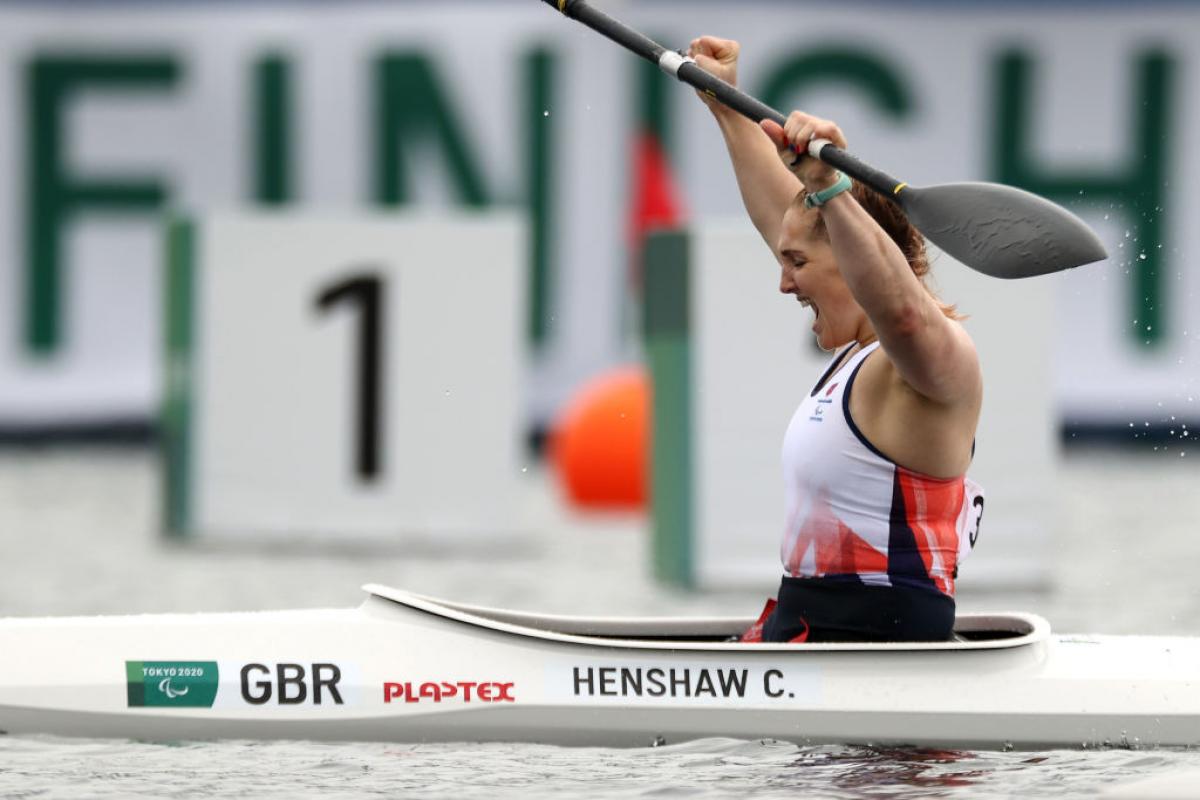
<box><xmin>542</xmin><ymin>110</ymin><xmax>551</xmax><ymax>117</ymax></box>
<box><xmin>1139</xmin><ymin>253</ymin><xmax>1148</xmax><ymax>260</ymax></box>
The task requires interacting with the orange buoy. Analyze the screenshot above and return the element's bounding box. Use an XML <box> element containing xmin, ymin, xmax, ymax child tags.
<box><xmin>549</xmin><ymin>366</ymin><xmax>649</xmax><ymax>510</ymax></box>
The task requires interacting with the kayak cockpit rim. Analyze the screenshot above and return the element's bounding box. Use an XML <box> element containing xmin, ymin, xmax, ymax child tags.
<box><xmin>360</xmin><ymin>584</ymin><xmax>1051</xmax><ymax>652</ymax></box>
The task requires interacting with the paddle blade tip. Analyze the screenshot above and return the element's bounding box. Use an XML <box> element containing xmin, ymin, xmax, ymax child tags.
<box><xmin>903</xmin><ymin>182</ymin><xmax>1111</xmax><ymax>279</ymax></box>
<box><xmin>985</xmin><ymin>228</ymin><xmax>1109</xmax><ymax>280</ymax></box>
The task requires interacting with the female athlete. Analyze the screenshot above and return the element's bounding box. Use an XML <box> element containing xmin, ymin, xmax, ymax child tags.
<box><xmin>689</xmin><ymin>36</ymin><xmax>985</xmax><ymax>642</ymax></box>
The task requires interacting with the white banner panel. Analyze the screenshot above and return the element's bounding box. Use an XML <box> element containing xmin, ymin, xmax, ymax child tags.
<box><xmin>0</xmin><ymin>1</ymin><xmax>1194</xmax><ymax>444</ymax></box>
<box><xmin>173</xmin><ymin>213</ymin><xmax>527</xmax><ymax>540</ymax></box>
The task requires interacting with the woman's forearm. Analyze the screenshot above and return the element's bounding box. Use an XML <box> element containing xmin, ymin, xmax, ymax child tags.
<box><xmin>820</xmin><ymin>194</ymin><xmax>968</xmax><ymax>400</ymax></box>
<box><xmin>821</xmin><ymin>195</ymin><xmax>922</xmax><ymax>323</ymax></box>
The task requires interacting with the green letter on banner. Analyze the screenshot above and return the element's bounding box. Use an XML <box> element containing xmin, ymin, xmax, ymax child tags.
<box><xmin>373</xmin><ymin>53</ymin><xmax>489</xmax><ymax>207</ymax></box>
<box><xmin>524</xmin><ymin>47</ymin><xmax>554</xmax><ymax>348</ymax></box>
<box><xmin>994</xmin><ymin>50</ymin><xmax>1173</xmax><ymax>347</ymax></box>
<box><xmin>25</xmin><ymin>55</ymin><xmax>180</xmax><ymax>354</ymax></box>
<box><xmin>756</xmin><ymin>48</ymin><xmax>914</xmax><ymax>121</ymax></box>
<box><xmin>253</xmin><ymin>53</ymin><xmax>293</xmax><ymax>205</ymax></box>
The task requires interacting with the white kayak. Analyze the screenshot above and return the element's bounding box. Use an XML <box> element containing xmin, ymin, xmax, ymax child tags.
<box><xmin>0</xmin><ymin>584</ymin><xmax>1197</xmax><ymax>749</ymax></box>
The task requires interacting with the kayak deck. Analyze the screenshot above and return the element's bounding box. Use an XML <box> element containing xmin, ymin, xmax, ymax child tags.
<box><xmin>364</xmin><ymin>584</ymin><xmax>1050</xmax><ymax>650</ymax></box>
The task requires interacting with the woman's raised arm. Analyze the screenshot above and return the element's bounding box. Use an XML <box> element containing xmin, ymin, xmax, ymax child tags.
<box><xmin>689</xmin><ymin>36</ymin><xmax>801</xmax><ymax>254</ymax></box>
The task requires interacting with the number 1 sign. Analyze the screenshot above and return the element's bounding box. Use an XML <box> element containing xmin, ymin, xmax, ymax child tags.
<box><xmin>163</xmin><ymin>213</ymin><xmax>528</xmax><ymax>543</ymax></box>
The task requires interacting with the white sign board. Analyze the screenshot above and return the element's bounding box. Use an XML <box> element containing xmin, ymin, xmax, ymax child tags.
<box><xmin>165</xmin><ymin>213</ymin><xmax>528</xmax><ymax>542</ymax></box>
<box><xmin>648</xmin><ymin>223</ymin><xmax>1054</xmax><ymax>590</ymax></box>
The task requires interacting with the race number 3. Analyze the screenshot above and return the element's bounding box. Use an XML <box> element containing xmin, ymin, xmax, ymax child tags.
<box><xmin>970</xmin><ymin>496</ymin><xmax>985</xmax><ymax>548</ymax></box>
<box><xmin>316</xmin><ymin>273</ymin><xmax>385</xmax><ymax>482</ymax></box>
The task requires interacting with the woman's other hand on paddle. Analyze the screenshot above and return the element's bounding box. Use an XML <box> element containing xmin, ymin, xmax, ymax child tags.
<box><xmin>761</xmin><ymin>112</ymin><xmax>846</xmax><ymax>194</ymax></box>
<box><xmin>688</xmin><ymin>36</ymin><xmax>739</xmax><ymax>112</ymax></box>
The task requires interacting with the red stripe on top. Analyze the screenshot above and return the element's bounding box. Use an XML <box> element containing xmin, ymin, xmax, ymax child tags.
<box><xmin>896</xmin><ymin>467</ymin><xmax>965</xmax><ymax>595</ymax></box>
<box><xmin>786</xmin><ymin>491</ymin><xmax>889</xmax><ymax>578</ymax></box>
<box><xmin>815</xmin><ymin>518</ymin><xmax>890</xmax><ymax>576</ymax></box>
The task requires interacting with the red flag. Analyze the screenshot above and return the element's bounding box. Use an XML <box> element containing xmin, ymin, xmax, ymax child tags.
<box><xmin>627</xmin><ymin>130</ymin><xmax>685</xmax><ymax>293</ymax></box>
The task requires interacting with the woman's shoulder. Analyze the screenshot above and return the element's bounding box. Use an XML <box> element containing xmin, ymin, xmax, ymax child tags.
<box><xmin>851</xmin><ymin>342</ymin><xmax>981</xmax><ymax>476</ymax></box>
<box><xmin>872</xmin><ymin>316</ymin><xmax>981</xmax><ymax>405</ymax></box>
<box><xmin>863</xmin><ymin>328</ymin><xmax>981</xmax><ymax>411</ymax></box>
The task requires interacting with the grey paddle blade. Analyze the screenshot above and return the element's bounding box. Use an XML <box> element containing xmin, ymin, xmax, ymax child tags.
<box><xmin>898</xmin><ymin>182</ymin><xmax>1108</xmax><ymax>279</ymax></box>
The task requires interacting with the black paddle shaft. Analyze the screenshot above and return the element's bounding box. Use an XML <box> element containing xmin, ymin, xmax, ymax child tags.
<box><xmin>544</xmin><ymin>0</ymin><xmax>904</xmax><ymax>199</ymax></box>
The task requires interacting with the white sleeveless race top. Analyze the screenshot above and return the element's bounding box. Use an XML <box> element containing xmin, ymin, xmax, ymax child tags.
<box><xmin>779</xmin><ymin>342</ymin><xmax>984</xmax><ymax>597</ymax></box>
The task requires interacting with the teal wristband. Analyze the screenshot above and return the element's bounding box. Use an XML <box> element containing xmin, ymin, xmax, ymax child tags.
<box><xmin>803</xmin><ymin>171</ymin><xmax>852</xmax><ymax>209</ymax></box>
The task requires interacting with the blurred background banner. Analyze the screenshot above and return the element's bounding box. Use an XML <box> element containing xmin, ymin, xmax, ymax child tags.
<box><xmin>0</xmin><ymin>0</ymin><xmax>1193</xmax><ymax>442</ymax></box>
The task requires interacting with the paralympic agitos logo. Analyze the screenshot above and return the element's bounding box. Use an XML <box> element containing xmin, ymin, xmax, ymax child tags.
<box><xmin>383</xmin><ymin>680</ymin><xmax>515</xmax><ymax>704</ymax></box>
<box><xmin>126</xmin><ymin>661</ymin><xmax>219</xmax><ymax>708</ymax></box>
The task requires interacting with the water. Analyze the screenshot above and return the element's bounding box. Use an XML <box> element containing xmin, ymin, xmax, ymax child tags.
<box><xmin>2</xmin><ymin>737</ymin><xmax>1196</xmax><ymax>798</ymax></box>
<box><xmin>2</xmin><ymin>446</ymin><xmax>1200</xmax><ymax>798</ymax></box>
